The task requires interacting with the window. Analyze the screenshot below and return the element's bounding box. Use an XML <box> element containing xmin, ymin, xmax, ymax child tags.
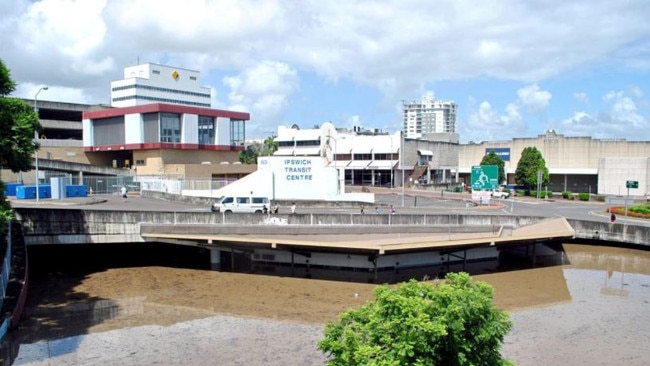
<box><xmin>198</xmin><ymin>116</ymin><xmax>214</xmax><ymax>145</ymax></box>
<box><xmin>236</xmin><ymin>197</ymin><xmax>250</xmax><ymax>204</ymax></box>
<box><xmin>296</xmin><ymin>139</ymin><xmax>320</xmax><ymax>146</ymax></box>
<box><xmin>221</xmin><ymin>197</ymin><xmax>233</xmax><ymax>204</ymax></box>
<box><xmin>135</xmin><ymin>159</ymin><xmax>145</xmax><ymax>165</ymax></box>
<box><xmin>230</xmin><ymin>119</ymin><xmax>245</xmax><ymax>146</ymax></box>
<box><xmin>190</xmin><ymin>76</ymin><xmax>197</xmax><ymax>80</ymax></box>
<box><xmin>160</xmin><ymin>113</ymin><xmax>181</xmax><ymax>143</ymax></box>
<box><xmin>353</xmin><ymin>153</ymin><xmax>372</xmax><ymax>160</ymax></box>
<box><xmin>152</xmin><ymin>70</ymin><xmax>160</xmax><ymax>75</ymax></box>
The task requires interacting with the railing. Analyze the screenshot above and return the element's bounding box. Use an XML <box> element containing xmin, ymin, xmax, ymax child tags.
<box><xmin>0</xmin><ymin>222</ymin><xmax>13</xmax><ymax>313</ymax></box>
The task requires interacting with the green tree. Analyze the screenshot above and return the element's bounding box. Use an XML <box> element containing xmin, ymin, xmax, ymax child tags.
<box><xmin>261</xmin><ymin>136</ymin><xmax>278</xmax><ymax>156</ymax></box>
<box><xmin>514</xmin><ymin>146</ymin><xmax>549</xmax><ymax>189</ymax></box>
<box><xmin>238</xmin><ymin>135</ymin><xmax>278</xmax><ymax>163</ymax></box>
<box><xmin>238</xmin><ymin>142</ymin><xmax>261</xmax><ymax>164</ymax></box>
<box><xmin>319</xmin><ymin>272</ymin><xmax>513</xmax><ymax>366</ymax></box>
<box><xmin>0</xmin><ymin>59</ymin><xmax>42</xmax><ymax>235</ymax></box>
<box><xmin>480</xmin><ymin>151</ymin><xmax>506</xmax><ymax>184</ymax></box>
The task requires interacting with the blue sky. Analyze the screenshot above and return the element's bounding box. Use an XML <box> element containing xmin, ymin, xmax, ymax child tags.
<box><xmin>2</xmin><ymin>0</ymin><xmax>650</xmax><ymax>143</ymax></box>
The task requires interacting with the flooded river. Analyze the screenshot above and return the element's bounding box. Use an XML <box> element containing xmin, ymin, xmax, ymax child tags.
<box><xmin>2</xmin><ymin>242</ymin><xmax>649</xmax><ymax>365</ymax></box>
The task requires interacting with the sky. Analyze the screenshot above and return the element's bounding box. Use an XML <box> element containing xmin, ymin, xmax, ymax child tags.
<box><xmin>2</xmin><ymin>0</ymin><xmax>650</xmax><ymax>144</ymax></box>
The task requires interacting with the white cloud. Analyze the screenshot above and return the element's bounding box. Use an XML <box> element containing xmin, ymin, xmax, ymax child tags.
<box><xmin>561</xmin><ymin>90</ymin><xmax>650</xmax><ymax>139</ymax></box>
<box><xmin>573</xmin><ymin>92</ymin><xmax>589</xmax><ymax>104</ymax></box>
<box><xmin>462</xmin><ymin>100</ymin><xmax>525</xmax><ymax>143</ymax></box>
<box><xmin>628</xmin><ymin>86</ymin><xmax>644</xmax><ymax>99</ymax></box>
<box><xmin>2</xmin><ymin>1</ymin><xmax>650</xmax><ymax>140</ymax></box>
<box><xmin>609</xmin><ymin>96</ymin><xmax>645</xmax><ymax>128</ymax></box>
<box><xmin>16</xmin><ymin>83</ymin><xmax>96</xmax><ymax>104</ymax></box>
<box><xmin>603</xmin><ymin>91</ymin><xmax>624</xmax><ymax>102</ymax></box>
<box><xmin>222</xmin><ymin>61</ymin><xmax>299</xmax><ymax>135</ymax></box>
<box><xmin>5</xmin><ymin>1</ymin><xmax>649</xmax><ymax>100</ymax></box>
<box><xmin>517</xmin><ymin>84</ymin><xmax>552</xmax><ymax>114</ymax></box>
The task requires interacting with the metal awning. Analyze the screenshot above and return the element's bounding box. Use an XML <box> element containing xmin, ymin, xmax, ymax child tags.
<box><xmin>346</xmin><ymin>160</ymin><xmax>372</xmax><ymax>169</ymax></box>
<box><xmin>367</xmin><ymin>160</ymin><xmax>398</xmax><ymax>169</ymax></box>
<box><xmin>418</xmin><ymin>149</ymin><xmax>433</xmax><ymax>156</ymax></box>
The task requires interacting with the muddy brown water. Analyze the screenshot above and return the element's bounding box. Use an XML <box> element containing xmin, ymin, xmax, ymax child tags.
<box><xmin>2</xmin><ymin>242</ymin><xmax>650</xmax><ymax>365</ymax></box>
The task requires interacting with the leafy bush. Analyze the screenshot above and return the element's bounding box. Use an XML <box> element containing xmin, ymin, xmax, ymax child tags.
<box><xmin>0</xmin><ymin>182</ymin><xmax>14</xmax><ymax>238</ymax></box>
<box><xmin>630</xmin><ymin>204</ymin><xmax>650</xmax><ymax>215</ymax></box>
<box><xmin>578</xmin><ymin>192</ymin><xmax>590</xmax><ymax>201</ymax></box>
<box><xmin>562</xmin><ymin>191</ymin><xmax>572</xmax><ymax>199</ymax></box>
<box><xmin>516</xmin><ymin>189</ymin><xmax>527</xmax><ymax>197</ymax></box>
<box><xmin>319</xmin><ymin>272</ymin><xmax>513</xmax><ymax>366</ymax></box>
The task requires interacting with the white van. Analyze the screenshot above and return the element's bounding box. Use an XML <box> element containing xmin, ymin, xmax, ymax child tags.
<box><xmin>211</xmin><ymin>196</ymin><xmax>270</xmax><ymax>214</ymax></box>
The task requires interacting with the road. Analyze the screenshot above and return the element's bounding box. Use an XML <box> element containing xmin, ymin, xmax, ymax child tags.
<box><xmin>10</xmin><ymin>188</ymin><xmax>650</xmax><ymax>227</ymax></box>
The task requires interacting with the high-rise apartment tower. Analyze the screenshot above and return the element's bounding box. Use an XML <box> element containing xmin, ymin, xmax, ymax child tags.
<box><xmin>402</xmin><ymin>96</ymin><xmax>457</xmax><ymax>139</ymax></box>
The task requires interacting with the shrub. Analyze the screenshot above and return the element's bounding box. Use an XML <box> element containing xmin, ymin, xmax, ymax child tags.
<box><xmin>630</xmin><ymin>204</ymin><xmax>650</xmax><ymax>215</ymax></box>
<box><xmin>578</xmin><ymin>192</ymin><xmax>590</xmax><ymax>201</ymax></box>
<box><xmin>562</xmin><ymin>191</ymin><xmax>572</xmax><ymax>199</ymax></box>
<box><xmin>319</xmin><ymin>273</ymin><xmax>513</xmax><ymax>366</ymax></box>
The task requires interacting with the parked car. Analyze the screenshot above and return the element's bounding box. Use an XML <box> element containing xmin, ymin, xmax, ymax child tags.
<box><xmin>491</xmin><ymin>189</ymin><xmax>510</xmax><ymax>199</ymax></box>
<box><xmin>211</xmin><ymin>196</ymin><xmax>270</xmax><ymax>213</ymax></box>
<box><xmin>503</xmin><ymin>184</ymin><xmax>528</xmax><ymax>196</ymax></box>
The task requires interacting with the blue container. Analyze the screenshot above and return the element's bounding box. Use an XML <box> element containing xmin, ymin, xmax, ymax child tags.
<box><xmin>65</xmin><ymin>185</ymin><xmax>88</xmax><ymax>198</ymax></box>
<box><xmin>38</xmin><ymin>184</ymin><xmax>51</xmax><ymax>199</ymax></box>
<box><xmin>16</xmin><ymin>186</ymin><xmax>36</xmax><ymax>199</ymax></box>
<box><xmin>4</xmin><ymin>183</ymin><xmax>23</xmax><ymax>196</ymax></box>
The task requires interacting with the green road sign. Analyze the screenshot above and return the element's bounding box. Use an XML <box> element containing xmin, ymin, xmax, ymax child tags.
<box><xmin>626</xmin><ymin>180</ymin><xmax>639</xmax><ymax>189</ymax></box>
<box><xmin>471</xmin><ymin>165</ymin><xmax>499</xmax><ymax>190</ymax></box>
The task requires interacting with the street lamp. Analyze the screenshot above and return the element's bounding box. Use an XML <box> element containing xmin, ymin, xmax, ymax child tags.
<box><xmin>34</xmin><ymin>86</ymin><xmax>48</xmax><ymax>202</ymax></box>
<box><xmin>389</xmin><ymin>134</ymin><xmax>394</xmax><ymax>189</ymax></box>
<box><xmin>400</xmin><ymin>130</ymin><xmax>405</xmax><ymax>207</ymax></box>
<box><xmin>327</xmin><ymin>132</ymin><xmax>339</xmax><ymax>194</ymax></box>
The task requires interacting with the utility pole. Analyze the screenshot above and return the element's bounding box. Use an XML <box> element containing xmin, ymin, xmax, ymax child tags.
<box><xmin>34</xmin><ymin>86</ymin><xmax>49</xmax><ymax>203</ymax></box>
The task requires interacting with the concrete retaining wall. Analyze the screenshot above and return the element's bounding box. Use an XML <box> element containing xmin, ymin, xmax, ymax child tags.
<box><xmin>567</xmin><ymin>219</ymin><xmax>650</xmax><ymax>245</ymax></box>
<box><xmin>13</xmin><ymin>208</ymin><xmax>650</xmax><ymax>247</ymax></box>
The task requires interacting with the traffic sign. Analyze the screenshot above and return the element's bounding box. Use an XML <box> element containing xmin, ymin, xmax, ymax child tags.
<box><xmin>626</xmin><ymin>180</ymin><xmax>639</xmax><ymax>189</ymax></box>
<box><xmin>471</xmin><ymin>165</ymin><xmax>499</xmax><ymax>190</ymax></box>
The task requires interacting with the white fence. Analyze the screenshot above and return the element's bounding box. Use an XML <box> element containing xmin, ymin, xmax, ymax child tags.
<box><xmin>136</xmin><ymin>177</ymin><xmax>236</xmax><ymax>198</ymax></box>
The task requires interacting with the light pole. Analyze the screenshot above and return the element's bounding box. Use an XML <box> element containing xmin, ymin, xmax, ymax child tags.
<box><xmin>389</xmin><ymin>134</ymin><xmax>394</xmax><ymax>189</ymax></box>
<box><xmin>400</xmin><ymin>130</ymin><xmax>405</xmax><ymax>207</ymax></box>
<box><xmin>34</xmin><ymin>86</ymin><xmax>48</xmax><ymax>202</ymax></box>
<box><xmin>327</xmin><ymin>132</ymin><xmax>339</xmax><ymax>194</ymax></box>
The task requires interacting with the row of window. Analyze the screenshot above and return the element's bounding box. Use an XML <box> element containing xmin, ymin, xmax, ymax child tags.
<box><xmin>112</xmin><ymin>84</ymin><xmax>211</xmax><ymax>99</ymax></box>
<box><xmin>329</xmin><ymin>154</ymin><xmax>396</xmax><ymax>160</ymax></box>
<box><xmin>112</xmin><ymin>95</ymin><xmax>211</xmax><ymax>107</ymax></box>
<box><xmin>278</xmin><ymin>139</ymin><xmax>320</xmax><ymax>147</ymax></box>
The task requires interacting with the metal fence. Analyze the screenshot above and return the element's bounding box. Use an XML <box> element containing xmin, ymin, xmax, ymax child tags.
<box><xmin>82</xmin><ymin>176</ymin><xmax>139</xmax><ymax>195</ymax></box>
